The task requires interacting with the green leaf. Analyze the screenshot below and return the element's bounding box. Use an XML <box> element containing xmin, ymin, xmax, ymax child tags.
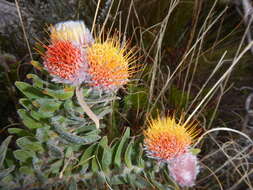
<box><xmin>19</xmin><ymin>98</ymin><xmax>33</xmax><ymax>110</ymax></box>
<box><xmin>36</xmin><ymin>98</ymin><xmax>62</xmax><ymax>113</ymax></box>
<box><xmin>0</xmin><ymin>166</ymin><xmax>15</xmax><ymax>181</ymax></box>
<box><xmin>19</xmin><ymin>166</ymin><xmax>34</xmax><ymax>175</ymax></box>
<box><xmin>137</xmin><ymin>143</ymin><xmax>145</xmax><ymax>168</ymax></box>
<box><xmin>36</xmin><ymin>127</ymin><xmax>50</xmax><ymax>142</ymax></box>
<box><xmin>134</xmin><ymin>175</ymin><xmax>151</xmax><ymax>189</ymax></box>
<box><xmin>27</xmin><ymin>74</ymin><xmax>56</xmax><ymax>88</ymax></box>
<box><xmin>146</xmin><ymin>171</ymin><xmax>171</xmax><ymax>190</ymax></box>
<box><xmin>54</xmin><ymin>125</ymin><xmax>100</xmax><ymax>144</ymax></box>
<box><xmin>169</xmin><ymin>85</ymin><xmax>190</xmax><ymax>108</ymax></box>
<box><xmin>43</xmin><ymin>88</ymin><xmax>74</xmax><ymax>100</ymax></box>
<box><xmin>13</xmin><ymin>150</ymin><xmax>35</xmax><ymax>162</ymax></box>
<box><xmin>111</xmin><ymin>175</ymin><xmax>125</xmax><ymax>185</ymax></box>
<box><xmin>65</xmin><ymin>147</ymin><xmax>73</xmax><ymax>158</ymax></box>
<box><xmin>47</xmin><ymin>142</ymin><xmax>63</xmax><ymax>158</ymax></box>
<box><xmin>126</xmin><ymin>174</ymin><xmax>137</xmax><ymax>188</ymax></box>
<box><xmin>91</xmin><ymin>139</ymin><xmax>104</xmax><ymax>173</ymax></box>
<box><xmin>114</xmin><ymin>128</ymin><xmax>130</xmax><ymax>168</ymax></box>
<box><xmin>49</xmin><ymin>160</ymin><xmax>63</xmax><ymax>174</ymax></box>
<box><xmin>124</xmin><ymin>138</ymin><xmax>134</xmax><ymax>168</ymax></box>
<box><xmin>0</xmin><ymin>136</ymin><xmax>12</xmax><ymax>168</ymax></box>
<box><xmin>79</xmin><ymin>144</ymin><xmax>97</xmax><ymax>169</ymax></box>
<box><xmin>27</xmin><ymin>73</ymin><xmax>43</xmax><ymax>88</ymax></box>
<box><xmin>16</xmin><ymin>137</ymin><xmax>44</xmax><ymax>152</ymax></box>
<box><xmin>150</xmin><ymin>178</ymin><xmax>167</xmax><ymax>190</ymax></box>
<box><xmin>99</xmin><ymin>137</ymin><xmax>112</xmax><ymax>172</ymax></box>
<box><xmin>101</xmin><ymin>146</ymin><xmax>112</xmax><ymax>172</ymax></box>
<box><xmin>98</xmin><ymin>136</ymin><xmax>108</xmax><ymax>148</ymax></box>
<box><xmin>15</xmin><ymin>81</ymin><xmax>49</xmax><ymax>99</ymax></box>
<box><xmin>18</xmin><ymin>109</ymin><xmax>44</xmax><ymax>129</ymax></box>
<box><xmin>91</xmin><ymin>156</ymin><xmax>99</xmax><ymax>172</ymax></box>
<box><xmin>69</xmin><ymin>178</ymin><xmax>77</xmax><ymax>190</ymax></box>
<box><xmin>8</xmin><ymin>128</ymin><xmax>32</xmax><ymax>137</ymax></box>
<box><xmin>124</xmin><ymin>85</ymin><xmax>148</xmax><ymax>110</ymax></box>
<box><xmin>30</xmin><ymin>109</ymin><xmax>50</xmax><ymax>120</ymax></box>
<box><xmin>64</xmin><ymin>99</ymin><xmax>84</xmax><ymax>118</ymax></box>
<box><xmin>76</xmin><ymin>125</ymin><xmax>97</xmax><ymax>134</ymax></box>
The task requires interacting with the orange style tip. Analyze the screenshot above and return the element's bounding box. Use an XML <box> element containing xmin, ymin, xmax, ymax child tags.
<box><xmin>30</xmin><ymin>60</ymin><xmax>43</xmax><ymax>71</ymax></box>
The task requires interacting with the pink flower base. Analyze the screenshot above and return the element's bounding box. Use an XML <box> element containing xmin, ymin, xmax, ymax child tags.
<box><xmin>168</xmin><ymin>153</ymin><xmax>199</xmax><ymax>187</ymax></box>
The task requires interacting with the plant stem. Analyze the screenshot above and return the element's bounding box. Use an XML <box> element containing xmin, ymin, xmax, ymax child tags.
<box><xmin>75</xmin><ymin>86</ymin><xmax>100</xmax><ymax>129</ymax></box>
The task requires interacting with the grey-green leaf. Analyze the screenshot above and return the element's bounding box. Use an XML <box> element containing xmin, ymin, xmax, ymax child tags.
<box><xmin>0</xmin><ymin>166</ymin><xmax>15</xmax><ymax>181</ymax></box>
<box><xmin>54</xmin><ymin>125</ymin><xmax>100</xmax><ymax>144</ymax></box>
<box><xmin>8</xmin><ymin>128</ymin><xmax>32</xmax><ymax>137</ymax></box>
<box><xmin>0</xmin><ymin>136</ymin><xmax>12</xmax><ymax>168</ymax></box>
<box><xmin>15</xmin><ymin>81</ymin><xmax>49</xmax><ymax>99</ymax></box>
<box><xmin>124</xmin><ymin>138</ymin><xmax>134</xmax><ymax>168</ymax></box>
<box><xmin>114</xmin><ymin>128</ymin><xmax>130</xmax><ymax>168</ymax></box>
<box><xmin>13</xmin><ymin>150</ymin><xmax>35</xmax><ymax>162</ymax></box>
<box><xmin>69</xmin><ymin>177</ymin><xmax>77</xmax><ymax>190</ymax></box>
<box><xmin>43</xmin><ymin>88</ymin><xmax>74</xmax><ymax>100</ymax></box>
<box><xmin>16</xmin><ymin>137</ymin><xmax>44</xmax><ymax>152</ymax></box>
<box><xmin>79</xmin><ymin>144</ymin><xmax>97</xmax><ymax>168</ymax></box>
<box><xmin>18</xmin><ymin>109</ymin><xmax>44</xmax><ymax>129</ymax></box>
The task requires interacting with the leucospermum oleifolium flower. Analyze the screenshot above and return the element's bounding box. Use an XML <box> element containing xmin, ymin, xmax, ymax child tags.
<box><xmin>41</xmin><ymin>20</ymin><xmax>94</xmax><ymax>85</ymax></box>
<box><xmin>86</xmin><ymin>34</ymin><xmax>139</xmax><ymax>91</ymax></box>
<box><xmin>38</xmin><ymin>20</ymin><xmax>139</xmax><ymax>129</ymax></box>
<box><xmin>40</xmin><ymin>20</ymin><xmax>138</xmax><ymax>91</ymax></box>
<box><xmin>144</xmin><ymin>115</ymin><xmax>201</xmax><ymax>187</ymax></box>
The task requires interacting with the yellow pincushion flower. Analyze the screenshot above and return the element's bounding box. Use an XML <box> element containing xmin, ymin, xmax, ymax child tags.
<box><xmin>86</xmin><ymin>36</ymin><xmax>137</xmax><ymax>91</ymax></box>
<box><xmin>144</xmin><ymin>115</ymin><xmax>201</xmax><ymax>161</ymax></box>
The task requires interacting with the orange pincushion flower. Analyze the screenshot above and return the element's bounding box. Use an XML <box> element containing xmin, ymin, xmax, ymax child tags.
<box><xmin>43</xmin><ymin>40</ymin><xmax>88</xmax><ymax>85</ymax></box>
<box><xmin>86</xmin><ymin>36</ymin><xmax>137</xmax><ymax>91</ymax></box>
<box><xmin>41</xmin><ymin>21</ymin><xmax>93</xmax><ymax>85</ymax></box>
<box><xmin>144</xmin><ymin>115</ymin><xmax>201</xmax><ymax>161</ymax></box>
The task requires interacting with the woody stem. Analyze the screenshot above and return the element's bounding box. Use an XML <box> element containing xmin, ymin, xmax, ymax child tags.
<box><xmin>75</xmin><ymin>86</ymin><xmax>100</xmax><ymax>129</ymax></box>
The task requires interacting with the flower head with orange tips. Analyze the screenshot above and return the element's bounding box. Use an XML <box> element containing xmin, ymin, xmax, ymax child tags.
<box><xmin>144</xmin><ymin>114</ymin><xmax>201</xmax><ymax>187</ymax></box>
<box><xmin>144</xmin><ymin>115</ymin><xmax>201</xmax><ymax>161</ymax></box>
<box><xmin>40</xmin><ymin>20</ymin><xmax>138</xmax><ymax>89</ymax></box>
<box><xmin>41</xmin><ymin>20</ymin><xmax>93</xmax><ymax>85</ymax></box>
<box><xmin>86</xmin><ymin>34</ymin><xmax>138</xmax><ymax>91</ymax></box>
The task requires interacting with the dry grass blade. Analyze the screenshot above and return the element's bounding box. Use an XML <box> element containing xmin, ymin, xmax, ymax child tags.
<box><xmin>14</xmin><ymin>0</ymin><xmax>33</xmax><ymax>60</ymax></box>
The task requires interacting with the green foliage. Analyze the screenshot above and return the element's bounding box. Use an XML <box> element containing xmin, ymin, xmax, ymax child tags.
<box><xmin>0</xmin><ymin>73</ymin><xmax>174</xmax><ymax>189</ymax></box>
<box><xmin>124</xmin><ymin>85</ymin><xmax>149</xmax><ymax>111</ymax></box>
<box><xmin>0</xmin><ymin>136</ymin><xmax>15</xmax><ymax>182</ymax></box>
<box><xmin>168</xmin><ymin>85</ymin><xmax>190</xmax><ymax>109</ymax></box>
